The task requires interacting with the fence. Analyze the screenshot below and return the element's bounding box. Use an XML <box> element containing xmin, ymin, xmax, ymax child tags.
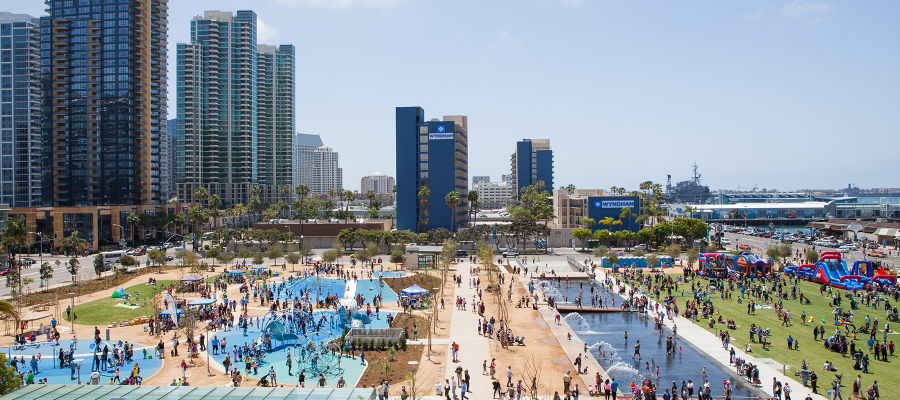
<box><xmin>346</xmin><ymin>327</ymin><xmax>404</xmax><ymax>347</ymax></box>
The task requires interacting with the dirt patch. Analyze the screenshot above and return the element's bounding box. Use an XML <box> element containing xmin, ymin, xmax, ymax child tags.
<box><xmin>356</xmin><ymin>345</ymin><xmax>425</xmax><ymax>389</ymax></box>
<box><xmin>383</xmin><ymin>273</ymin><xmax>442</xmax><ymax>299</ymax></box>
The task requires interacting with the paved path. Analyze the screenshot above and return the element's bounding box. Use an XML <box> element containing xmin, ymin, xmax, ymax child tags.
<box><xmin>442</xmin><ymin>265</ymin><xmax>494</xmax><ymax>399</ymax></box>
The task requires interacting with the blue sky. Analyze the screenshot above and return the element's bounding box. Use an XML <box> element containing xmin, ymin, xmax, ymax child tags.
<box><xmin>11</xmin><ymin>0</ymin><xmax>899</xmax><ymax>192</ymax></box>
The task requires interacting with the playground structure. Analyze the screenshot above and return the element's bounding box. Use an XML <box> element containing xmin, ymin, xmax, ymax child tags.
<box><xmin>698</xmin><ymin>253</ymin><xmax>731</xmax><ymax>279</ymax></box>
<box><xmin>810</xmin><ymin>251</ymin><xmax>865</xmax><ymax>290</ymax></box>
<box><xmin>735</xmin><ymin>252</ymin><xmax>771</xmax><ymax>277</ymax></box>
<box><xmin>256</xmin><ymin>307</ymin><xmax>346</xmax><ymax>380</ymax></box>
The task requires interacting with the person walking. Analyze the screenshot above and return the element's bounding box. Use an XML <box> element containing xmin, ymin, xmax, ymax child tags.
<box><xmin>633</xmin><ymin>340</ymin><xmax>641</xmax><ymax>360</ymax></box>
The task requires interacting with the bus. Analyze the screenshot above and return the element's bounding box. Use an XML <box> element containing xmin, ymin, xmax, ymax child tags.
<box><xmin>101</xmin><ymin>250</ymin><xmax>125</xmax><ymax>264</ymax></box>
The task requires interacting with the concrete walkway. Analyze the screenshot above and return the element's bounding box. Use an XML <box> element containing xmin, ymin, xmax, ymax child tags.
<box><xmin>442</xmin><ymin>266</ymin><xmax>495</xmax><ymax>399</ymax></box>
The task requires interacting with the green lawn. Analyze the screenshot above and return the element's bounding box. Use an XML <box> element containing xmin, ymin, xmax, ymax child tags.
<box><xmin>678</xmin><ymin>276</ymin><xmax>898</xmax><ymax>398</ymax></box>
<box><xmin>68</xmin><ymin>278</ymin><xmax>212</xmax><ymax>326</ymax></box>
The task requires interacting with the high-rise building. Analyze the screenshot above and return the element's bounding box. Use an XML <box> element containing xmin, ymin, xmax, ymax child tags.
<box><xmin>257</xmin><ymin>44</ymin><xmax>294</xmax><ymax>203</ymax></box>
<box><xmin>0</xmin><ymin>13</ymin><xmax>41</xmax><ymax>207</ymax></box>
<box><xmin>361</xmin><ymin>172</ymin><xmax>395</xmax><ymax>194</ymax></box>
<box><xmin>510</xmin><ymin>139</ymin><xmax>553</xmax><ymax>198</ymax></box>
<box><xmin>471</xmin><ymin>175</ymin><xmax>514</xmax><ymax>210</ymax></box>
<box><xmin>176</xmin><ymin>10</ymin><xmax>258</xmax><ymax>207</ymax></box>
<box><xmin>395</xmin><ymin>107</ymin><xmax>468</xmax><ymax>232</ymax></box>
<box><xmin>40</xmin><ymin>0</ymin><xmax>169</xmax><ymax>206</ymax></box>
<box><xmin>166</xmin><ymin>118</ymin><xmax>177</xmax><ymax>200</ymax></box>
<box><xmin>176</xmin><ymin>10</ymin><xmax>294</xmax><ymax>207</ymax></box>
<box><xmin>293</xmin><ymin>133</ymin><xmax>342</xmax><ymax>195</ymax></box>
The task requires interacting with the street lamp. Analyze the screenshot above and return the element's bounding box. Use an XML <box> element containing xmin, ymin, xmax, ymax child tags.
<box><xmin>112</xmin><ymin>224</ymin><xmax>125</xmax><ymax>251</ymax></box>
<box><xmin>408</xmin><ymin>361</ymin><xmax>419</xmax><ymax>400</ymax></box>
<box><xmin>69</xmin><ymin>287</ymin><xmax>75</xmax><ymax>334</ymax></box>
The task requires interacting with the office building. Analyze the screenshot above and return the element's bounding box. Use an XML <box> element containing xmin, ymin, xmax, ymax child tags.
<box><xmin>293</xmin><ymin>133</ymin><xmax>342</xmax><ymax>194</ymax></box>
<box><xmin>552</xmin><ymin>189</ymin><xmax>641</xmax><ymax>232</ymax></box>
<box><xmin>257</xmin><ymin>44</ymin><xmax>295</xmax><ymax>203</ymax></box>
<box><xmin>396</xmin><ymin>107</ymin><xmax>468</xmax><ymax>232</ymax></box>
<box><xmin>510</xmin><ymin>139</ymin><xmax>553</xmax><ymax>197</ymax></box>
<box><xmin>40</xmin><ymin>0</ymin><xmax>168</xmax><ymax>207</ymax></box>
<box><xmin>361</xmin><ymin>172</ymin><xmax>394</xmax><ymax>194</ymax></box>
<box><xmin>176</xmin><ymin>10</ymin><xmax>294</xmax><ymax>207</ymax></box>
<box><xmin>0</xmin><ymin>13</ymin><xmax>41</xmax><ymax>207</ymax></box>
<box><xmin>471</xmin><ymin>175</ymin><xmax>514</xmax><ymax>210</ymax></box>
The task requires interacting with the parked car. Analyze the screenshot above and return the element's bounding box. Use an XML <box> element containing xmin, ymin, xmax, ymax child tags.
<box><xmin>739</xmin><ymin>244</ymin><xmax>752</xmax><ymax>250</ymax></box>
<box><xmin>867</xmin><ymin>251</ymin><xmax>886</xmax><ymax>258</ymax></box>
<box><xmin>502</xmin><ymin>249</ymin><xmax>519</xmax><ymax>257</ymax></box>
<box><xmin>22</xmin><ymin>258</ymin><xmax>36</xmax><ymax>265</ymax></box>
<box><xmin>455</xmin><ymin>250</ymin><xmax>468</xmax><ymax>257</ymax></box>
<box><xmin>719</xmin><ymin>238</ymin><xmax>731</xmax><ymax>245</ymax></box>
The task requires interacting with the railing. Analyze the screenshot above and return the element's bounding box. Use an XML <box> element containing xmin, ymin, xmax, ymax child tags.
<box><xmin>346</xmin><ymin>327</ymin><xmax>403</xmax><ymax>346</ymax></box>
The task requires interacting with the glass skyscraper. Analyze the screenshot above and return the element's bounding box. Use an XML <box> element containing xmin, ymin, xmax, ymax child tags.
<box><xmin>0</xmin><ymin>13</ymin><xmax>41</xmax><ymax>207</ymax></box>
<box><xmin>40</xmin><ymin>0</ymin><xmax>168</xmax><ymax>206</ymax></box>
<box><xmin>176</xmin><ymin>10</ymin><xmax>294</xmax><ymax>207</ymax></box>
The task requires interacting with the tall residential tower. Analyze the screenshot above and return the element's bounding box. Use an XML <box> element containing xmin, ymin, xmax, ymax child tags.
<box><xmin>0</xmin><ymin>13</ymin><xmax>41</xmax><ymax>207</ymax></box>
<box><xmin>395</xmin><ymin>107</ymin><xmax>468</xmax><ymax>232</ymax></box>
<box><xmin>41</xmin><ymin>0</ymin><xmax>169</xmax><ymax>206</ymax></box>
<box><xmin>176</xmin><ymin>10</ymin><xmax>294</xmax><ymax>207</ymax></box>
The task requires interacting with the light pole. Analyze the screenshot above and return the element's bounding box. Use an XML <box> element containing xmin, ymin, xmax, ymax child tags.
<box><xmin>408</xmin><ymin>361</ymin><xmax>419</xmax><ymax>400</ymax></box>
<box><xmin>424</xmin><ymin>310</ymin><xmax>432</xmax><ymax>361</ymax></box>
<box><xmin>112</xmin><ymin>224</ymin><xmax>125</xmax><ymax>251</ymax></box>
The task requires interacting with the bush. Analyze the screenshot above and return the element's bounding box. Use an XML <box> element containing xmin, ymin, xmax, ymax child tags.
<box><xmin>399</xmin><ymin>333</ymin><xmax>407</xmax><ymax>350</ymax></box>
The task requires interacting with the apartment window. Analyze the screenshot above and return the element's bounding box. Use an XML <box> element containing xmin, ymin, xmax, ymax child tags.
<box><xmin>418</xmin><ymin>144</ymin><xmax>427</xmax><ymax>153</ymax></box>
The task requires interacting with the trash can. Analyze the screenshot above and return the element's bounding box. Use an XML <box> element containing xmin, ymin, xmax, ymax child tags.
<box><xmin>435</xmin><ymin>382</ymin><xmax>442</xmax><ymax>395</ymax></box>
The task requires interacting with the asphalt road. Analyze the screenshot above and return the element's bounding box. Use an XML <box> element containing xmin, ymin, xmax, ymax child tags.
<box><xmin>719</xmin><ymin>232</ymin><xmax>900</xmax><ymax>270</ymax></box>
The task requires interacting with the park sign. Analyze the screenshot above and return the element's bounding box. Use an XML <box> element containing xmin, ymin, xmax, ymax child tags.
<box><xmin>594</xmin><ymin>200</ymin><xmax>635</xmax><ymax>209</ymax></box>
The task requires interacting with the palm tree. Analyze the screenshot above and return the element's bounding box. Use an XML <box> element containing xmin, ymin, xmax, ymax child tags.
<box><xmin>295</xmin><ymin>184</ymin><xmax>310</xmax><ymax>245</ymax></box>
<box><xmin>194</xmin><ymin>186</ymin><xmax>208</xmax><ymax>206</ymax></box>
<box><xmin>280</xmin><ymin>185</ymin><xmax>291</xmax><ymax>204</ymax></box>
<box><xmin>126</xmin><ymin>212</ymin><xmax>140</xmax><ymax>246</ymax></box>
<box><xmin>468</xmin><ymin>190</ymin><xmax>481</xmax><ymax>229</ymax></box>
<box><xmin>0</xmin><ymin>299</ymin><xmax>18</xmax><ymax>323</ymax></box>
<box><xmin>57</xmin><ymin>231</ymin><xmax>88</xmax><ymax>257</ymax></box>
<box><xmin>445</xmin><ymin>191</ymin><xmax>460</xmax><ymax>233</ymax></box>
<box><xmin>599</xmin><ymin>217</ymin><xmax>622</xmax><ymax>247</ymax></box>
<box><xmin>3</xmin><ymin>216</ymin><xmax>32</xmax><ymax>295</ymax></box>
<box><xmin>417</xmin><ymin>184</ymin><xmax>431</xmax><ymax>233</ymax></box>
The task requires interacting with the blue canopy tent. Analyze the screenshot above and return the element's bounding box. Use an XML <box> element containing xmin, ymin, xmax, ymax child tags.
<box><xmin>228</xmin><ymin>270</ymin><xmax>246</xmax><ymax>275</ymax></box>
<box><xmin>158</xmin><ymin>309</ymin><xmax>184</xmax><ymax>316</ymax></box>
<box><xmin>400</xmin><ymin>284</ymin><xmax>431</xmax><ymax>298</ymax></box>
<box><xmin>181</xmin><ymin>275</ymin><xmax>203</xmax><ymax>282</ymax></box>
<box><xmin>250</xmin><ymin>265</ymin><xmax>268</xmax><ymax>270</ymax></box>
<box><xmin>188</xmin><ymin>298</ymin><xmax>216</xmax><ymax>306</ymax></box>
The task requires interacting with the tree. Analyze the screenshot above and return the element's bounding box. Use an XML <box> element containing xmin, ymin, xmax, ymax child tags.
<box><xmin>0</xmin><ymin>352</ymin><xmax>22</xmax><ymax>394</ymax></box>
<box><xmin>126</xmin><ymin>211</ymin><xmax>141</xmax><ymax>246</ymax></box>
<box><xmin>390</xmin><ymin>244</ymin><xmax>406</xmax><ymax>270</ymax></box>
<box><xmin>632</xmin><ymin>248</ymin><xmax>646</xmax><ymax>257</ymax></box>
<box><xmin>468</xmin><ymin>190</ymin><xmax>481</xmax><ymax>228</ymax></box>
<box><xmin>285</xmin><ymin>252</ymin><xmax>300</xmax><ymax>271</ymax></box>
<box><xmin>216</xmin><ymin>252</ymin><xmax>234</xmax><ymax>269</ymax></box>
<box><xmin>93</xmin><ymin>255</ymin><xmax>105</xmax><ymax>277</ymax></box>
<box><xmin>148</xmin><ymin>248</ymin><xmax>167</xmax><ymax>273</ymax></box>
<box><xmin>39</xmin><ymin>262</ymin><xmax>53</xmax><ymax>289</ymax></box>
<box><xmin>592</xmin><ymin>245</ymin><xmax>609</xmax><ymax>259</ymax></box>
<box><xmin>238</xmin><ymin>248</ymin><xmax>252</xmax><ymax>263</ymax></box>
<box><xmin>666</xmin><ymin>244</ymin><xmax>682</xmax><ymax>266</ymax></box>
<box><xmin>267</xmin><ymin>246</ymin><xmax>283</xmax><ymax>266</ymax></box>
<box><xmin>120</xmin><ymin>254</ymin><xmax>136</xmax><ymax>271</ymax></box>
<box><xmin>580</xmin><ymin>217</ymin><xmax>596</xmax><ymax>230</ymax></box>
<box><xmin>805</xmin><ymin>249</ymin><xmax>819</xmax><ymax>265</ymax></box>
<box><xmin>252</xmin><ymin>251</ymin><xmax>265</xmax><ymax>266</ymax></box>
<box><xmin>686</xmin><ymin>248</ymin><xmax>700</xmax><ymax>269</ymax></box>
<box><xmin>572</xmin><ymin>227</ymin><xmax>592</xmax><ymax>252</ymax></box>
<box><xmin>646</xmin><ymin>254</ymin><xmax>660</xmax><ymax>269</ymax></box>
<box><xmin>445</xmin><ymin>191</ymin><xmax>461</xmax><ymax>233</ymax></box>
<box><xmin>594</xmin><ymin>229</ymin><xmax>611</xmax><ymax>248</ymax></box>
<box><xmin>298</xmin><ymin>246</ymin><xmax>313</xmax><ymax>264</ymax></box>
<box><xmin>321</xmin><ymin>248</ymin><xmax>339</xmax><ymax>265</ymax></box>
<box><xmin>428</xmin><ymin>228</ymin><xmax>451</xmax><ymax>245</ymax></box>
<box><xmin>337</xmin><ymin>228</ymin><xmax>359</xmax><ymax>250</ymax></box>
<box><xmin>619</xmin><ymin>206</ymin><xmax>636</xmax><ymax>232</ymax></box>
<box><xmin>417</xmin><ymin>184</ymin><xmax>431</xmax><ymax>233</ymax></box>
<box><xmin>606</xmin><ymin>250</ymin><xmax>620</xmax><ymax>268</ymax></box>
<box><xmin>636</xmin><ymin>228</ymin><xmax>652</xmax><ymax>245</ymax></box>
<box><xmin>57</xmin><ymin>231</ymin><xmax>88</xmax><ymax>257</ymax></box>
<box><xmin>598</xmin><ymin>217</ymin><xmax>622</xmax><ymax>246</ymax></box>
<box><xmin>67</xmin><ymin>257</ymin><xmax>80</xmax><ymax>281</ymax></box>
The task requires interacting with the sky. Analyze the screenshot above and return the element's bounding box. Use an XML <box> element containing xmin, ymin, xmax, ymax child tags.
<box><xmin>10</xmin><ymin>0</ymin><xmax>899</xmax><ymax>193</ymax></box>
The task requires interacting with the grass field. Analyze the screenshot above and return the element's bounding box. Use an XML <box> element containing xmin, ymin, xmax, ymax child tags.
<box><xmin>67</xmin><ymin>278</ymin><xmax>212</xmax><ymax>326</ymax></box>
<box><xmin>672</xmin><ymin>275</ymin><xmax>898</xmax><ymax>398</ymax></box>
